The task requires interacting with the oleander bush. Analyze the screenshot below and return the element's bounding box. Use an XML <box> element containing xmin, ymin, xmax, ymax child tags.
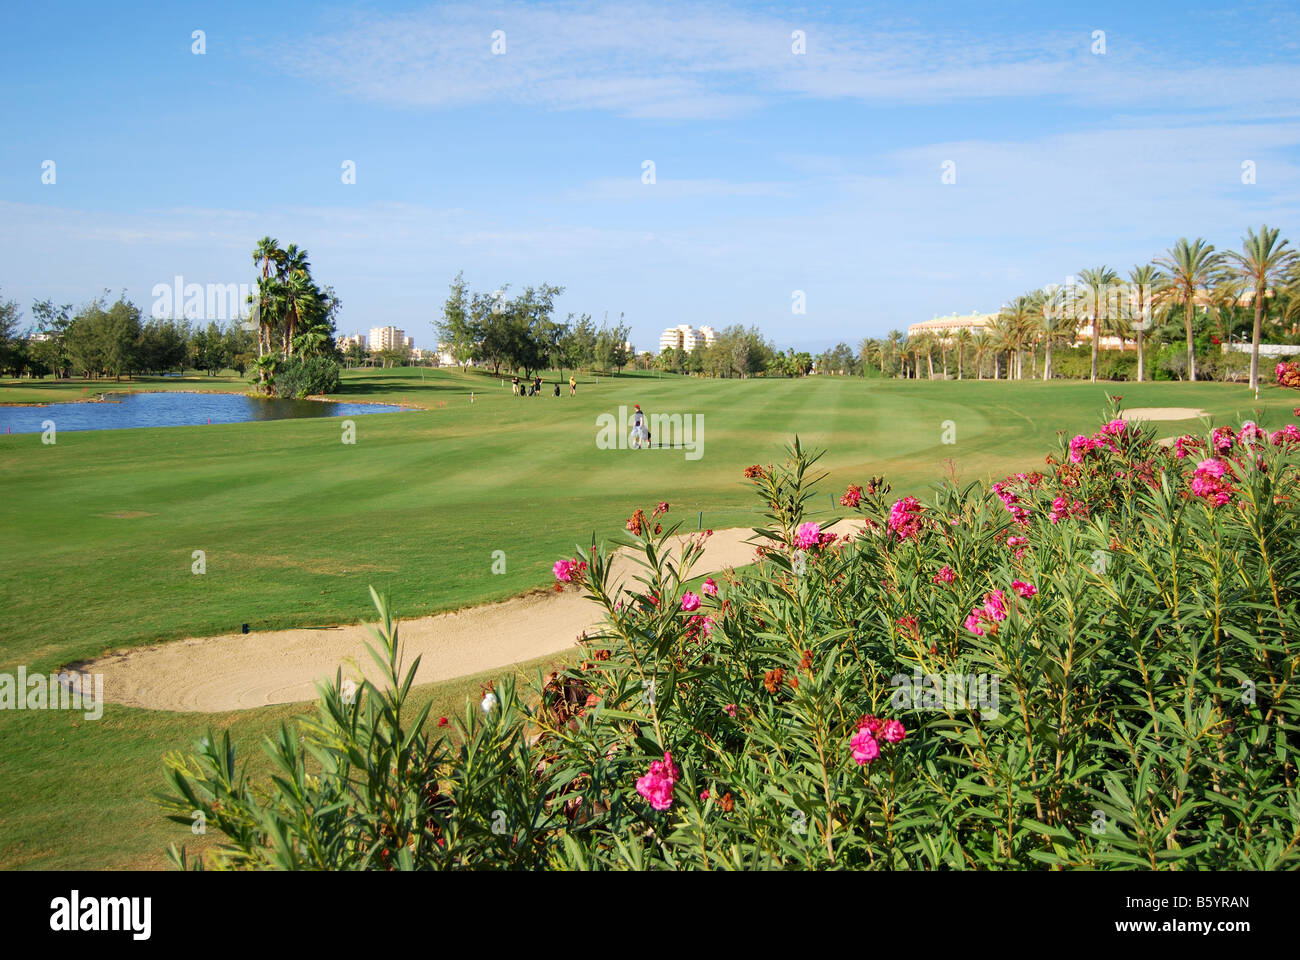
<box><xmin>161</xmin><ymin>399</ymin><xmax>1300</xmax><ymax>869</ymax></box>
<box><xmin>272</xmin><ymin>354</ymin><xmax>341</xmax><ymax>398</ymax></box>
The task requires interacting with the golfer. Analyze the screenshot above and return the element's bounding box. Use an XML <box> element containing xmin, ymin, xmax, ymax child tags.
<box><xmin>631</xmin><ymin>404</ymin><xmax>648</xmax><ymax>450</ymax></box>
<box><xmin>569</xmin><ymin>375</ymin><xmax>577</xmax><ymax>396</ymax></box>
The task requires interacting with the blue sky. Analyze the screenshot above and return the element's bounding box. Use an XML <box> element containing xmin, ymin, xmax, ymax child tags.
<box><xmin>2</xmin><ymin>0</ymin><xmax>1298</xmax><ymax>352</ymax></box>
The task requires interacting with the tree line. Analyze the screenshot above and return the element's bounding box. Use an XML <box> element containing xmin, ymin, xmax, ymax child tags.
<box><xmin>435</xmin><ymin>273</ymin><xmax>636</xmax><ymax>377</ymax></box>
<box><xmin>0</xmin><ymin>290</ymin><xmax>257</xmax><ymax>380</ymax></box>
<box><xmin>874</xmin><ymin>225</ymin><xmax>1300</xmax><ymax>386</ymax></box>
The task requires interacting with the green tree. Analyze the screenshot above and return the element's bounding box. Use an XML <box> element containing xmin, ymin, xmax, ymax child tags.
<box><xmin>1127</xmin><ymin>266</ymin><xmax>1159</xmax><ymax>383</ymax></box>
<box><xmin>1077</xmin><ymin>267</ymin><xmax>1120</xmax><ymax>382</ymax></box>
<box><xmin>1222</xmin><ymin>225</ymin><xmax>1297</xmax><ymax>390</ymax></box>
<box><xmin>1154</xmin><ymin>238</ymin><xmax>1221</xmax><ymax>383</ymax></box>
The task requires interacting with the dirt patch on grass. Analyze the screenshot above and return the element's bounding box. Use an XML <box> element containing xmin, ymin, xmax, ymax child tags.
<box><xmin>104</xmin><ymin>511</ymin><xmax>155</xmax><ymax>519</ymax></box>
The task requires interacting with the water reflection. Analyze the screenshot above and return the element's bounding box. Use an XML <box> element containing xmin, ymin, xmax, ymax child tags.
<box><xmin>0</xmin><ymin>390</ymin><xmax>407</xmax><ymax>434</ymax></box>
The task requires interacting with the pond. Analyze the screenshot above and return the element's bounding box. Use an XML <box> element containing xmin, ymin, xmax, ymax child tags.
<box><xmin>0</xmin><ymin>391</ymin><xmax>409</xmax><ymax>434</ymax></box>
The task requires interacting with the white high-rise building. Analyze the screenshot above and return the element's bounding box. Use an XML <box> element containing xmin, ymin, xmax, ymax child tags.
<box><xmin>659</xmin><ymin>324</ymin><xmax>710</xmax><ymax>353</ymax></box>
<box><xmin>369</xmin><ymin>326</ymin><xmax>408</xmax><ymax>352</ymax></box>
<box><xmin>697</xmin><ymin>325</ymin><xmax>716</xmax><ymax>347</ymax></box>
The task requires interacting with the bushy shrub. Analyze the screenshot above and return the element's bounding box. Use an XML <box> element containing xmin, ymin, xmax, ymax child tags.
<box><xmin>274</xmin><ymin>355</ymin><xmax>341</xmax><ymax>398</ymax></box>
<box><xmin>1051</xmin><ymin>347</ymin><xmax>1141</xmax><ymax>381</ymax></box>
<box><xmin>162</xmin><ymin>402</ymin><xmax>1300</xmax><ymax>869</ymax></box>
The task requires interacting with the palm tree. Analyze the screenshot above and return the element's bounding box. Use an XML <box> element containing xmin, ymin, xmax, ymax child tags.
<box><xmin>953</xmin><ymin>327</ymin><xmax>973</xmax><ymax>380</ymax></box>
<box><xmin>251</xmin><ymin>237</ymin><xmax>281</xmax><ymax>358</ymax></box>
<box><xmin>1078</xmin><ymin>266</ymin><xmax>1120</xmax><ymax>382</ymax></box>
<box><xmin>987</xmin><ymin>313</ymin><xmax>1017</xmax><ymax>379</ymax></box>
<box><xmin>279</xmin><ymin>272</ymin><xmax>318</xmax><ymax>358</ymax></box>
<box><xmin>1037</xmin><ymin>285</ymin><xmax>1067</xmax><ymax>380</ymax></box>
<box><xmin>1154</xmin><ymin>238</ymin><xmax>1221</xmax><ymax>383</ymax></box>
<box><xmin>1128</xmin><ymin>265</ymin><xmax>1159</xmax><ymax>383</ymax></box>
<box><xmin>1223</xmin><ymin>225</ymin><xmax>1297</xmax><ymax>390</ymax></box>
<box><xmin>858</xmin><ymin>337</ymin><xmax>881</xmax><ymax>377</ymax></box>
<box><xmin>994</xmin><ymin>296</ymin><xmax>1037</xmax><ymax>379</ymax></box>
<box><xmin>886</xmin><ymin>329</ymin><xmax>904</xmax><ymax>377</ymax></box>
<box><xmin>910</xmin><ymin>334</ymin><xmax>933</xmax><ymax>379</ymax></box>
<box><xmin>971</xmin><ymin>330</ymin><xmax>990</xmax><ymax>380</ymax></box>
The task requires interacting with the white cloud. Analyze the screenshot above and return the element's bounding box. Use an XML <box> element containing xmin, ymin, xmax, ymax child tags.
<box><xmin>260</xmin><ymin>1</ymin><xmax>1300</xmax><ymax>119</ymax></box>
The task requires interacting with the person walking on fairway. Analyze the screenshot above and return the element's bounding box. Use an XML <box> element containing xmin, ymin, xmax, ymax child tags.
<box><xmin>631</xmin><ymin>404</ymin><xmax>648</xmax><ymax>450</ymax></box>
<box><xmin>569</xmin><ymin>374</ymin><xmax>577</xmax><ymax>396</ymax></box>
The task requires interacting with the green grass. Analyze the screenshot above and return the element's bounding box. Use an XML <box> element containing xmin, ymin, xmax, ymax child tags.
<box><xmin>0</xmin><ymin>367</ymin><xmax>1293</xmax><ymax>868</ymax></box>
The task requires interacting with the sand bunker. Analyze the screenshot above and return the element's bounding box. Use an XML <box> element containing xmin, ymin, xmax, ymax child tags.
<box><xmin>82</xmin><ymin>523</ymin><xmax>863</xmax><ymax>713</ymax></box>
<box><xmin>1120</xmin><ymin>407</ymin><xmax>1207</xmax><ymax>422</ymax></box>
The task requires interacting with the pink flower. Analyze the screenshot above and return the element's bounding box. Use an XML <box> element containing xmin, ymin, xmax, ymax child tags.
<box><xmin>794</xmin><ymin>521</ymin><xmax>821</xmax><ymax>551</ymax></box>
<box><xmin>1100</xmin><ymin>419</ymin><xmax>1127</xmax><ymax>436</ymax></box>
<box><xmin>932</xmin><ymin>565</ymin><xmax>955</xmax><ymax>585</ymax></box>
<box><xmin>1211</xmin><ymin>426</ymin><xmax>1235</xmax><ymax>453</ymax></box>
<box><xmin>636</xmin><ymin>751</ymin><xmax>680</xmax><ymax>811</ymax></box>
<box><xmin>681</xmin><ymin>591</ymin><xmax>701</xmax><ymax>612</ymax></box>
<box><xmin>702</xmin><ymin>577</ymin><xmax>718</xmax><ymax>596</ymax></box>
<box><xmin>553</xmin><ymin>560</ymin><xmax>573</xmax><ymax>582</ymax></box>
<box><xmin>1068</xmin><ymin>435</ymin><xmax>1095</xmax><ymax>464</ymax></box>
<box><xmin>1012</xmin><ymin>579</ymin><xmax>1037</xmax><ymax>598</ymax></box>
<box><xmin>858</xmin><ymin>714</ymin><xmax>883</xmax><ymax>735</ymax></box>
<box><xmin>849</xmin><ymin>729</ymin><xmax>880</xmax><ymax>765</ymax></box>
<box><xmin>1240</xmin><ymin>421</ymin><xmax>1265</xmax><ymax>445</ymax></box>
<box><xmin>982</xmin><ymin>590</ymin><xmax>1009</xmax><ymax>622</ymax></box>
<box><xmin>1196</xmin><ymin>458</ymin><xmax>1226</xmax><ymax>479</ymax></box>
<box><xmin>888</xmin><ymin>497</ymin><xmax>925</xmax><ymax>541</ymax></box>
<box><xmin>964</xmin><ymin>612</ymin><xmax>985</xmax><ymax>636</ymax></box>
<box><xmin>723</xmin><ymin>704</ymin><xmax>737</xmax><ymax>718</ymax></box>
<box><xmin>881</xmin><ymin>719</ymin><xmax>906</xmax><ymax>743</ymax></box>
<box><xmin>1272</xmin><ymin>424</ymin><xmax>1300</xmax><ymax>446</ymax></box>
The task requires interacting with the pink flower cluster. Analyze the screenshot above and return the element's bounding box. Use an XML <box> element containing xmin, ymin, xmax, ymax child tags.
<box><xmin>991</xmin><ymin>481</ymin><xmax>1031</xmax><ymax>527</ymax></box>
<box><xmin>1276</xmin><ymin>360</ymin><xmax>1300</xmax><ymax>389</ymax></box>
<box><xmin>839</xmin><ymin>484</ymin><xmax>863</xmax><ymax>508</ymax></box>
<box><xmin>888</xmin><ymin>497</ymin><xmax>925</xmax><ymax>540</ymax></box>
<box><xmin>1239</xmin><ymin>421</ymin><xmax>1266</xmax><ymax>446</ymax></box>
<box><xmin>1068</xmin><ymin>434</ymin><xmax>1103</xmax><ymax>464</ymax></box>
<box><xmin>963</xmin><ymin>582</ymin><xmax>1035</xmax><ymax>635</ymax></box>
<box><xmin>1048</xmin><ymin>495</ymin><xmax>1088</xmax><ymax>524</ymax></box>
<box><xmin>1174</xmin><ymin>435</ymin><xmax>1203</xmax><ymax>460</ymax></box>
<box><xmin>794</xmin><ymin>521</ymin><xmax>821</xmax><ymax>550</ymax></box>
<box><xmin>1211</xmin><ymin>426</ymin><xmax>1236</xmax><ymax>454</ymax></box>
<box><xmin>685</xmin><ymin>613</ymin><xmax>715</xmax><ymax>640</ymax></box>
<box><xmin>1190</xmin><ymin>458</ymin><xmax>1234</xmax><ymax>507</ymax></box>
<box><xmin>1273</xmin><ymin>424</ymin><xmax>1300</xmax><ymax>446</ymax></box>
<box><xmin>932</xmin><ymin>565</ymin><xmax>956</xmax><ymax>585</ymax></box>
<box><xmin>636</xmin><ymin>751</ymin><xmax>680</xmax><ymax>811</ymax></box>
<box><xmin>850</xmin><ymin>714</ymin><xmax>906</xmax><ymax>766</ymax></box>
<box><xmin>553</xmin><ymin>557</ymin><xmax>588</xmax><ymax>583</ymax></box>
<box><xmin>681</xmin><ymin>591</ymin><xmax>701</xmax><ymax>612</ymax></box>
